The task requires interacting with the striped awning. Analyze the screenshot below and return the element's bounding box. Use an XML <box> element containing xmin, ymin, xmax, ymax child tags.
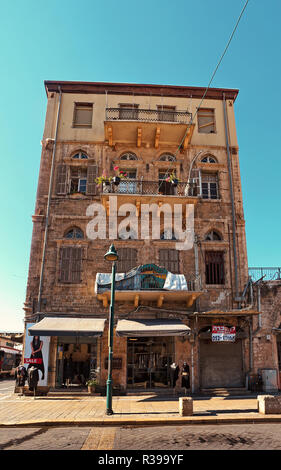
<box><xmin>28</xmin><ymin>317</ymin><xmax>106</xmax><ymax>337</ymax></box>
<box><xmin>116</xmin><ymin>319</ymin><xmax>190</xmax><ymax>337</ymax></box>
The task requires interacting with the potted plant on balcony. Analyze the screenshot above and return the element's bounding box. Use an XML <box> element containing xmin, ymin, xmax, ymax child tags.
<box><xmin>95</xmin><ymin>172</ymin><xmax>112</xmax><ymax>187</ymax></box>
<box><xmin>86</xmin><ymin>378</ymin><xmax>98</xmax><ymax>394</ymax></box>
<box><xmin>165</xmin><ymin>171</ymin><xmax>179</xmax><ymax>187</ymax></box>
<box><xmin>113</xmin><ymin>166</ymin><xmax>127</xmax><ymax>186</ymax></box>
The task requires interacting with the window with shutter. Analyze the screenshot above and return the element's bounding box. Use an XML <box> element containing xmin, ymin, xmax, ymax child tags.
<box><xmin>56</xmin><ymin>164</ymin><xmax>68</xmax><ymax>195</ymax></box>
<box><xmin>60</xmin><ymin>247</ymin><xmax>83</xmax><ymax>283</ymax></box>
<box><xmin>86</xmin><ymin>165</ymin><xmax>98</xmax><ymax>195</ymax></box>
<box><xmin>205</xmin><ymin>251</ymin><xmax>225</xmax><ymax>284</ymax></box>
<box><xmin>116</xmin><ymin>248</ymin><xmax>137</xmax><ymax>273</ymax></box>
<box><xmin>73</xmin><ymin>103</ymin><xmax>93</xmax><ymax>128</ymax></box>
<box><xmin>159</xmin><ymin>249</ymin><xmax>180</xmax><ymax>273</ymax></box>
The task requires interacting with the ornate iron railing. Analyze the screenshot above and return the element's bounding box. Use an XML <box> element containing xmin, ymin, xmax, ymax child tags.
<box><xmin>105</xmin><ymin>107</ymin><xmax>192</xmax><ymax>124</ymax></box>
<box><xmin>248</xmin><ymin>267</ymin><xmax>281</xmax><ymax>282</ymax></box>
<box><xmin>101</xmin><ymin>179</ymin><xmax>201</xmax><ymax>197</ymax></box>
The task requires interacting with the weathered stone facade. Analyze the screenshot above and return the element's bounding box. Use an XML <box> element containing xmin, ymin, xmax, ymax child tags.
<box><xmin>23</xmin><ymin>81</ymin><xmax>279</xmax><ymax>394</ymax></box>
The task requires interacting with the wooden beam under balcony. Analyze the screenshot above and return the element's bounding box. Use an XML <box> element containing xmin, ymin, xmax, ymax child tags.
<box><xmin>155</xmin><ymin>127</ymin><xmax>161</xmax><ymax>148</ymax></box>
<box><xmin>97</xmin><ymin>290</ymin><xmax>202</xmax><ymax>307</ymax></box>
<box><xmin>137</xmin><ymin>127</ymin><xmax>142</xmax><ymax>147</ymax></box>
<box><xmin>182</xmin><ymin>124</ymin><xmax>195</xmax><ymax>149</ymax></box>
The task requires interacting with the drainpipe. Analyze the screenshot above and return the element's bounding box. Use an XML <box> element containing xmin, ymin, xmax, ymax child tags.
<box><xmin>257</xmin><ymin>282</ymin><xmax>262</xmax><ymax>328</ymax></box>
<box><xmin>37</xmin><ymin>86</ymin><xmax>62</xmax><ymax>319</ymax></box>
<box><xmin>223</xmin><ymin>94</ymin><xmax>239</xmax><ymax>301</ymax></box>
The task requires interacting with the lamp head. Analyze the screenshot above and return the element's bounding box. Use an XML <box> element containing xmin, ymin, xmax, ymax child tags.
<box><xmin>104</xmin><ymin>244</ymin><xmax>118</xmax><ymax>262</ymax></box>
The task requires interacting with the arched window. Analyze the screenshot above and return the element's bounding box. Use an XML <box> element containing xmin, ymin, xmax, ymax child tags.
<box><xmin>205</xmin><ymin>230</ymin><xmax>222</xmax><ymax>241</ymax></box>
<box><xmin>72</xmin><ymin>151</ymin><xmax>88</xmax><ymax>160</ymax></box>
<box><xmin>64</xmin><ymin>227</ymin><xmax>84</xmax><ymax>239</ymax></box>
<box><xmin>201</xmin><ymin>155</ymin><xmax>217</xmax><ymax>163</ymax></box>
<box><xmin>120</xmin><ymin>152</ymin><xmax>137</xmax><ymax>161</ymax></box>
<box><xmin>159</xmin><ymin>153</ymin><xmax>176</xmax><ymax>162</ymax></box>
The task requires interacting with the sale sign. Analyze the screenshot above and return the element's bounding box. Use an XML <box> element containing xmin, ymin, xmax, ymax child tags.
<box><xmin>212</xmin><ymin>326</ymin><xmax>236</xmax><ymax>342</ymax></box>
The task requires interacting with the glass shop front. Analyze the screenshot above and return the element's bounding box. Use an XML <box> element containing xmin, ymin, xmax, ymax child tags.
<box><xmin>127</xmin><ymin>336</ymin><xmax>175</xmax><ymax>389</ymax></box>
<box><xmin>55</xmin><ymin>336</ymin><xmax>100</xmax><ymax>388</ymax></box>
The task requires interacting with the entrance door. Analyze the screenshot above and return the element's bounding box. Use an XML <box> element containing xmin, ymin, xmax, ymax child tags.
<box><xmin>200</xmin><ymin>339</ymin><xmax>244</xmax><ymax>389</ymax></box>
<box><xmin>127</xmin><ymin>337</ymin><xmax>174</xmax><ymax>389</ymax></box>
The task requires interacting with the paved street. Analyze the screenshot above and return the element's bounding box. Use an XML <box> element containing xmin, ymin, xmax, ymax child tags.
<box><xmin>1</xmin><ymin>423</ymin><xmax>281</xmax><ymax>450</ymax></box>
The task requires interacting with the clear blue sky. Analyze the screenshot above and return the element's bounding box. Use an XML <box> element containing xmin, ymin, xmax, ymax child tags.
<box><xmin>0</xmin><ymin>0</ymin><xmax>280</xmax><ymax>331</ymax></box>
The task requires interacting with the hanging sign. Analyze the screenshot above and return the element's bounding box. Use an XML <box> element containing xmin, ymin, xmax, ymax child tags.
<box><xmin>212</xmin><ymin>326</ymin><xmax>236</xmax><ymax>342</ymax></box>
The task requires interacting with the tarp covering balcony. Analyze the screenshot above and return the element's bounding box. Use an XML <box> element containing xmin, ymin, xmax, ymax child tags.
<box><xmin>116</xmin><ymin>319</ymin><xmax>190</xmax><ymax>337</ymax></box>
<box><xmin>28</xmin><ymin>317</ymin><xmax>106</xmax><ymax>337</ymax></box>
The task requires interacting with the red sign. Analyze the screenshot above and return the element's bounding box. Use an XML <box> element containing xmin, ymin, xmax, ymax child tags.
<box><xmin>212</xmin><ymin>326</ymin><xmax>236</xmax><ymax>342</ymax></box>
<box><xmin>24</xmin><ymin>358</ymin><xmax>43</xmax><ymax>364</ymax></box>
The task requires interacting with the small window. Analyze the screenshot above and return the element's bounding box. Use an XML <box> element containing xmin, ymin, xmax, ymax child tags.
<box><xmin>159</xmin><ymin>153</ymin><xmax>176</xmax><ymax>162</ymax></box>
<box><xmin>159</xmin><ymin>249</ymin><xmax>179</xmax><ymax>273</ymax></box>
<box><xmin>118</xmin><ymin>104</ymin><xmax>139</xmax><ymax>120</ymax></box>
<box><xmin>72</xmin><ymin>152</ymin><xmax>88</xmax><ymax>160</ymax></box>
<box><xmin>65</xmin><ymin>227</ymin><xmax>84</xmax><ymax>239</ymax></box>
<box><xmin>201</xmin><ymin>155</ymin><xmax>217</xmax><ymax>163</ymax></box>
<box><xmin>59</xmin><ymin>246</ymin><xmax>83</xmax><ymax>283</ymax></box>
<box><xmin>197</xmin><ymin>108</ymin><xmax>215</xmax><ymax>134</ymax></box>
<box><xmin>201</xmin><ymin>173</ymin><xmax>219</xmax><ymax>199</ymax></box>
<box><xmin>116</xmin><ymin>248</ymin><xmax>137</xmax><ymax>273</ymax></box>
<box><xmin>205</xmin><ymin>230</ymin><xmax>222</xmax><ymax>241</ymax></box>
<box><xmin>157</xmin><ymin>105</ymin><xmax>176</xmax><ymax>122</ymax></box>
<box><xmin>120</xmin><ymin>152</ymin><xmax>137</xmax><ymax>161</ymax></box>
<box><xmin>73</xmin><ymin>103</ymin><xmax>93</xmax><ymax>128</ymax></box>
<box><xmin>205</xmin><ymin>251</ymin><xmax>224</xmax><ymax>284</ymax></box>
<box><xmin>69</xmin><ymin>167</ymin><xmax>87</xmax><ymax>194</ymax></box>
<box><xmin>160</xmin><ymin>230</ymin><xmax>177</xmax><ymax>240</ymax></box>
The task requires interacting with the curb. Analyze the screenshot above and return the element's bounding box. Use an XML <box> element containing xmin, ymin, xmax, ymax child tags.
<box><xmin>2</xmin><ymin>415</ymin><xmax>281</xmax><ymax>428</ymax></box>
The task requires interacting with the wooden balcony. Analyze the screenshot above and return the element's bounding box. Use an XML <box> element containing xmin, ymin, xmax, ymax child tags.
<box><xmin>104</xmin><ymin>107</ymin><xmax>195</xmax><ymax>149</ymax></box>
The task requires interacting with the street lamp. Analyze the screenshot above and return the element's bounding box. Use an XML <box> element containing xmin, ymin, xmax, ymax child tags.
<box><xmin>104</xmin><ymin>244</ymin><xmax>118</xmax><ymax>415</ymax></box>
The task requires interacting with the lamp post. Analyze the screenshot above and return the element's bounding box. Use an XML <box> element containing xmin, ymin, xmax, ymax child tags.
<box><xmin>104</xmin><ymin>244</ymin><xmax>118</xmax><ymax>415</ymax></box>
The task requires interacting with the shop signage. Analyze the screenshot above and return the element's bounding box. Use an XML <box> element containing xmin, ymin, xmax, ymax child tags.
<box><xmin>212</xmin><ymin>326</ymin><xmax>236</xmax><ymax>342</ymax></box>
<box><xmin>24</xmin><ymin>323</ymin><xmax>50</xmax><ymax>386</ymax></box>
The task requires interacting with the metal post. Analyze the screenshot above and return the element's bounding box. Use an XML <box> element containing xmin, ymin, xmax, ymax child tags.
<box><xmin>106</xmin><ymin>260</ymin><xmax>116</xmax><ymax>415</ymax></box>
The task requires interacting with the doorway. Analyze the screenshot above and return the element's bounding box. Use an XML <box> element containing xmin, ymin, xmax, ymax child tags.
<box><xmin>127</xmin><ymin>336</ymin><xmax>175</xmax><ymax>389</ymax></box>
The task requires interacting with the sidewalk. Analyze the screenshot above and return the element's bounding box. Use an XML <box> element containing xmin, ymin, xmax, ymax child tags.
<box><xmin>2</xmin><ymin>392</ymin><xmax>281</xmax><ymax>427</ymax></box>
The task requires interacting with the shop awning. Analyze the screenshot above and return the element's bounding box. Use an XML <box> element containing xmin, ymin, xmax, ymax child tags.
<box><xmin>28</xmin><ymin>317</ymin><xmax>106</xmax><ymax>337</ymax></box>
<box><xmin>116</xmin><ymin>319</ymin><xmax>190</xmax><ymax>337</ymax></box>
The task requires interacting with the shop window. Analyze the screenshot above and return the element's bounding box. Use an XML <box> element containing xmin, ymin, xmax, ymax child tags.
<box><xmin>159</xmin><ymin>249</ymin><xmax>180</xmax><ymax>273</ymax></box>
<box><xmin>73</xmin><ymin>103</ymin><xmax>93</xmax><ymax>128</ymax></box>
<box><xmin>205</xmin><ymin>251</ymin><xmax>225</xmax><ymax>285</ymax></box>
<box><xmin>59</xmin><ymin>246</ymin><xmax>83</xmax><ymax>283</ymax></box>
<box><xmin>197</xmin><ymin>108</ymin><xmax>216</xmax><ymax>134</ymax></box>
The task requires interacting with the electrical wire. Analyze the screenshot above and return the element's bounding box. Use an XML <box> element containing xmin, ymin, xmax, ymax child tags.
<box><xmin>159</xmin><ymin>0</ymin><xmax>250</xmax><ymax>186</ymax></box>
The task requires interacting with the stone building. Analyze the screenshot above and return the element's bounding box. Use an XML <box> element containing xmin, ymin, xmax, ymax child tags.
<box><xmin>22</xmin><ymin>80</ymin><xmax>269</xmax><ymax>394</ymax></box>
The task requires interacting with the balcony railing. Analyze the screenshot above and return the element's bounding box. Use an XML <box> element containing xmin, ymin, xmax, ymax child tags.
<box><xmin>101</xmin><ymin>179</ymin><xmax>201</xmax><ymax>197</ymax></box>
<box><xmin>248</xmin><ymin>267</ymin><xmax>281</xmax><ymax>282</ymax></box>
<box><xmin>105</xmin><ymin>107</ymin><xmax>192</xmax><ymax>124</ymax></box>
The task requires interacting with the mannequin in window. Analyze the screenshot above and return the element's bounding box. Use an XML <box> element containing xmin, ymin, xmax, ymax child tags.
<box><xmin>181</xmin><ymin>362</ymin><xmax>190</xmax><ymax>395</ymax></box>
<box><xmin>169</xmin><ymin>362</ymin><xmax>179</xmax><ymax>394</ymax></box>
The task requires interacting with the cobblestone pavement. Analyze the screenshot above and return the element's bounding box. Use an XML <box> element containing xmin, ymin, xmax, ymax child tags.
<box><xmin>0</xmin><ymin>427</ymin><xmax>92</xmax><ymax>450</ymax></box>
<box><xmin>94</xmin><ymin>423</ymin><xmax>281</xmax><ymax>450</ymax></box>
<box><xmin>2</xmin><ymin>423</ymin><xmax>281</xmax><ymax>450</ymax></box>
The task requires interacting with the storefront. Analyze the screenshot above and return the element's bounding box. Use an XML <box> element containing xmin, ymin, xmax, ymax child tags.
<box><xmin>27</xmin><ymin>317</ymin><xmax>106</xmax><ymax>389</ymax></box>
<box><xmin>116</xmin><ymin>318</ymin><xmax>190</xmax><ymax>390</ymax></box>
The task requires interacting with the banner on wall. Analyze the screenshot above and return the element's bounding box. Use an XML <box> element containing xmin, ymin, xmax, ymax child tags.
<box><xmin>212</xmin><ymin>326</ymin><xmax>236</xmax><ymax>342</ymax></box>
<box><xmin>24</xmin><ymin>323</ymin><xmax>50</xmax><ymax>386</ymax></box>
